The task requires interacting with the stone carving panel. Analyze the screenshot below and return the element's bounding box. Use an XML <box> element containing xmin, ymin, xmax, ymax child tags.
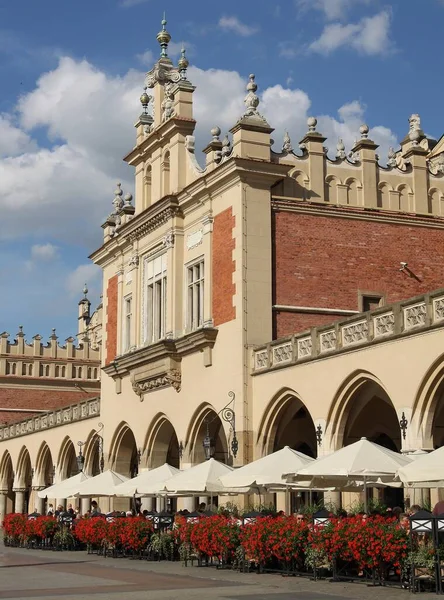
<box><xmin>254</xmin><ymin>350</ymin><xmax>268</xmax><ymax>370</ymax></box>
<box><xmin>298</xmin><ymin>337</ymin><xmax>313</xmax><ymax>359</ymax></box>
<box><xmin>404</xmin><ymin>303</ymin><xmax>427</xmax><ymax>330</ymax></box>
<box><xmin>320</xmin><ymin>330</ymin><xmax>336</xmax><ymax>353</ymax></box>
<box><xmin>433</xmin><ymin>297</ymin><xmax>444</xmax><ymax>322</ymax></box>
<box><xmin>272</xmin><ymin>343</ymin><xmax>292</xmax><ymax>365</ymax></box>
<box><xmin>342</xmin><ymin>320</ymin><xmax>369</xmax><ymax>346</ymax></box>
<box><xmin>374</xmin><ymin>313</ymin><xmax>395</xmax><ymax>338</ymax></box>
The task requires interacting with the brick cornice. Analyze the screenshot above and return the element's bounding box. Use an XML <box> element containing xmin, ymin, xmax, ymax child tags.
<box><xmin>272</xmin><ymin>196</ymin><xmax>444</xmax><ymax>230</ymax></box>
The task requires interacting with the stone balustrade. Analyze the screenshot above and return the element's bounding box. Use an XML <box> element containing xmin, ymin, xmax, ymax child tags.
<box><xmin>253</xmin><ymin>289</ymin><xmax>444</xmax><ymax>373</ymax></box>
<box><xmin>0</xmin><ymin>397</ymin><xmax>100</xmax><ymax>441</ymax></box>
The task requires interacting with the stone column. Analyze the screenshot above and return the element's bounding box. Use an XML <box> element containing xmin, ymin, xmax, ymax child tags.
<box><xmin>80</xmin><ymin>498</ymin><xmax>89</xmax><ymax>516</ymax></box>
<box><xmin>34</xmin><ymin>490</ymin><xmax>45</xmax><ymax>515</ymax></box>
<box><xmin>0</xmin><ymin>492</ymin><xmax>7</xmax><ymax>525</ymax></box>
<box><xmin>141</xmin><ymin>497</ymin><xmax>154</xmax><ymax>512</ymax></box>
<box><xmin>56</xmin><ymin>499</ymin><xmax>66</xmax><ymax>511</ymax></box>
<box><xmin>14</xmin><ymin>490</ymin><xmax>26</xmax><ymax>514</ymax></box>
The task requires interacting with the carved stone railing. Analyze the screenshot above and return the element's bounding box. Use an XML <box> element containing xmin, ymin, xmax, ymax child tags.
<box><xmin>253</xmin><ymin>289</ymin><xmax>444</xmax><ymax>373</ymax></box>
<box><xmin>0</xmin><ymin>397</ymin><xmax>100</xmax><ymax>441</ymax></box>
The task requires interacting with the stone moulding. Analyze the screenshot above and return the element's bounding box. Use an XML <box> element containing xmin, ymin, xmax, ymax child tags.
<box><xmin>0</xmin><ymin>397</ymin><xmax>100</xmax><ymax>441</ymax></box>
<box><xmin>103</xmin><ymin>328</ymin><xmax>218</xmax><ymax>398</ymax></box>
<box><xmin>253</xmin><ymin>289</ymin><xmax>444</xmax><ymax>373</ymax></box>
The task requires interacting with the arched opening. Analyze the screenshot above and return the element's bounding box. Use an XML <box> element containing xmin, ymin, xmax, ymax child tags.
<box><xmin>35</xmin><ymin>443</ymin><xmax>54</xmax><ymax>488</ymax></box>
<box><xmin>0</xmin><ymin>452</ymin><xmax>14</xmax><ymax>517</ymax></box>
<box><xmin>162</xmin><ymin>151</ymin><xmax>170</xmax><ymax>197</ymax></box>
<box><xmin>144</xmin><ymin>165</ymin><xmax>152</xmax><ymax>209</ymax></box>
<box><xmin>398</xmin><ymin>185</ymin><xmax>410</xmax><ymax>212</ymax></box>
<box><xmin>145</xmin><ymin>415</ymin><xmax>180</xmax><ymax>469</ymax></box>
<box><xmin>58</xmin><ymin>438</ymin><xmax>78</xmax><ymax>480</ymax></box>
<box><xmin>83</xmin><ymin>431</ymin><xmax>103</xmax><ymax>477</ymax></box>
<box><xmin>16</xmin><ymin>448</ymin><xmax>32</xmax><ymax>513</ymax></box>
<box><xmin>110</xmin><ymin>425</ymin><xmax>139</xmax><ymax>478</ymax></box>
<box><xmin>330</xmin><ymin>374</ymin><xmax>402</xmax><ymax>507</ymax></box>
<box><xmin>187</xmin><ymin>405</ymin><xmax>229</xmax><ymax>465</ymax></box>
<box><xmin>258</xmin><ymin>390</ymin><xmax>317</xmax><ymax>458</ymax></box>
<box><xmin>345</xmin><ymin>178</ymin><xmax>360</xmax><ymax>206</ymax></box>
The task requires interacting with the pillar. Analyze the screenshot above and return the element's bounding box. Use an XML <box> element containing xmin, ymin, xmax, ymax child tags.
<box><xmin>80</xmin><ymin>498</ymin><xmax>89</xmax><ymax>516</ymax></box>
<box><xmin>0</xmin><ymin>492</ymin><xmax>7</xmax><ymax>525</ymax></box>
<box><xmin>141</xmin><ymin>497</ymin><xmax>154</xmax><ymax>512</ymax></box>
<box><xmin>14</xmin><ymin>490</ymin><xmax>26</xmax><ymax>514</ymax></box>
<box><xmin>56</xmin><ymin>498</ymin><xmax>66</xmax><ymax>511</ymax></box>
<box><xmin>35</xmin><ymin>494</ymin><xmax>45</xmax><ymax>515</ymax></box>
<box><xmin>324</xmin><ymin>491</ymin><xmax>341</xmax><ymax>511</ymax></box>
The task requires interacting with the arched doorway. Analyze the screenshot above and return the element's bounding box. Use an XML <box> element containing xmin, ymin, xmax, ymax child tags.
<box><xmin>258</xmin><ymin>390</ymin><xmax>317</xmax><ymax>458</ymax></box>
<box><xmin>111</xmin><ymin>425</ymin><xmax>138</xmax><ymax>479</ymax></box>
<box><xmin>145</xmin><ymin>415</ymin><xmax>180</xmax><ymax>469</ymax></box>
<box><xmin>58</xmin><ymin>438</ymin><xmax>78</xmax><ymax>480</ymax></box>
<box><xmin>187</xmin><ymin>405</ymin><xmax>229</xmax><ymax>465</ymax></box>
<box><xmin>0</xmin><ymin>451</ymin><xmax>14</xmax><ymax>519</ymax></box>
<box><xmin>15</xmin><ymin>447</ymin><xmax>32</xmax><ymax>513</ymax></box>
<box><xmin>331</xmin><ymin>374</ymin><xmax>402</xmax><ymax>508</ymax></box>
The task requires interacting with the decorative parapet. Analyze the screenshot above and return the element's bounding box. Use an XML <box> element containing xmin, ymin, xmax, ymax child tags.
<box><xmin>0</xmin><ymin>397</ymin><xmax>100</xmax><ymax>441</ymax></box>
<box><xmin>253</xmin><ymin>289</ymin><xmax>444</xmax><ymax>373</ymax></box>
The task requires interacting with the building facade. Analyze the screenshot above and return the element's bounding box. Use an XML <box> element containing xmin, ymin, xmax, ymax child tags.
<box><xmin>1</xmin><ymin>20</ymin><xmax>444</xmax><ymax>519</ymax></box>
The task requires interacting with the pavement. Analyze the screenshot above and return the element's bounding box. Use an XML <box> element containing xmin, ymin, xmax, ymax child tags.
<box><xmin>0</xmin><ymin>545</ymin><xmax>439</xmax><ymax>600</ymax></box>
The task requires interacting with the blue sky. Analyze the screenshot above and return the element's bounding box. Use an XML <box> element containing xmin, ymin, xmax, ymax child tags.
<box><xmin>0</xmin><ymin>0</ymin><xmax>443</xmax><ymax>342</ymax></box>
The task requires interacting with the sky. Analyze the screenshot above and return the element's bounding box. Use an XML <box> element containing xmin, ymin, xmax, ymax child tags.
<box><xmin>0</xmin><ymin>0</ymin><xmax>443</xmax><ymax>342</ymax></box>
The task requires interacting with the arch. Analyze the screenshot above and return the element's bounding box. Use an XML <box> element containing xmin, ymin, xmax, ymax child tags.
<box><xmin>144</xmin><ymin>164</ymin><xmax>152</xmax><ymax>209</ymax></box>
<box><xmin>287</xmin><ymin>169</ymin><xmax>309</xmax><ymax>201</ymax></box>
<box><xmin>87</xmin><ymin>367</ymin><xmax>92</xmax><ymax>379</ymax></box>
<box><xmin>144</xmin><ymin>413</ymin><xmax>180</xmax><ymax>469</ymax></box>
<box><xmin>14</xmin><ymin>446</ymin><xmax>32</xmax><ymax>490</ymax></box>
<box><xmin>325</xmin><ymin>175</ymin><xmax>340</xmax><ymax>204</ymax></box>
<box><xmin>257</xmin><ymin>388</ymin><xmax>317</xmax><ymax>458</ymax></box>
<box><xmin>0</xmin><ymin>450</ymin><xmax>13</xmax><ymax>489</ymax></box>
<box><xmin>428</xmin><ymin>187</ymin><xmax>444</xmax><ymax>215</ymax></box>
<box><xmin>396</xmin><ymin>184</ymin><xmax>412</xmax><ymax>212</ymax></box>
<box><xmin>344</xmin><ymin>177</ymin><xmax>361</xmax><ymax>206</ymax></box>
<box><xmin>35</xmin><ymin>442</ymin><xmax>54</xmax><ymax>488</ymax></box>
<box><xmin>186</xmin><ymin>403</ymin><xmax>229</xmax><ymax>465</ymax></box>
<box><xmin>162</xmin><ymin>150</ymin><xmax>170</xmax><ymax>197</ymax></box>
<box><xmin>28</xmin><ymin>364</ymin><xmax>33</xmax><ymax>376</ymax></box>
<box><xmin>12</xmin><ymin>363</ymin><xmax>17</xmax><ymax>375</ymax></box>
<box><xmin>377</xmin><ymin>182</ymin><xmax>391</xmax><ymax>209</ymax></box>
<box><xmin>61</xmin><ymin>366</ymin><xmax>66</xmax><ymax>377</ymax></box>
<box><xmin>108</xmin><ymin>422</ymin><xmax>138</xmax><ymax>478</ymax></box>
<box><xmin>411</xmin><ymin>352</ymin><xmax>444</xmax><ymax>447</ymax></box>
<box><xmin>82</xmin><ymin>429</ymin><xmax>103</xmax><ymax>477</ymax></box>
<box><xmin>55</xmin><ymin>366</ymin><xmax>60</xmax><ymax>377</ymax></box>
<box><xmin>327</xmin><ymin>370</ymin><xmax>400</xmax><ymax>450</ymax></box>
<box><xmin>57</xmin><ymin>437</ymin><xmax>78</xmax><ymax>480</ymax></box>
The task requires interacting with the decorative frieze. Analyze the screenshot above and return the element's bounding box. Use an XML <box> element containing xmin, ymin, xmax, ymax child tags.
<box><xmin>404</xmin><ymin>302</ymin><xmax>427</xmax><ymax>330</ymax></box>
<box><xmin>342</xmin><ymin>320</ymin><xmax>369</xmax><ymax>346</ymax></box>
<box><xmin>320</xmin><ymin>330</ymin><xmax>336</xmax><ymax>353</ymax></box>
<box><xmin>132</xmin><ymin>369</ymin><xmax>181</xmax><ymax>399</ymax></box>
<box><xmin>253</xmin><ymin>292</ymin><xmax>444</xmax><ymax>374</ymax></box>
<box><xmin>0</xmin><ymin>397</ymin><xmax>100</xmax><ymax>441</ymax></box>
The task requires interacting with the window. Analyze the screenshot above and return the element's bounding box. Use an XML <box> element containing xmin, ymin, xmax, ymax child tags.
<box><xmin>187</xmin><ymin>260</ymin><xmax>204</xmax><ymax>330</ymax></box>
<box><xmin>123</xmin><ymin>295</ymin><xmax>132</xmax><ymax>352</ymax></box>
<box><xmin>359</xmin><ymin>293</ymin><xmax>384</xmax><ymax>313</ymax></box>
<box><xmin>144</xmin><ymin>254</ymin><xmax>167</xmax><ymax>344</ymax></box>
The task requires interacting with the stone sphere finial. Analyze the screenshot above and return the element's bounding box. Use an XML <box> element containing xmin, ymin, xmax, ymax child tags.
<box><xmin>124</xmin><ymin>192</ymin><xmax>133</xmax><ymax>205</ymax></box>
<box><xmin>178</xmin><ymin>46</ymin><xmax>189</xmax><ymax>73</ymax></box>
<box><xmin>210</xmin><ymin>126</ymin><xmax>221</xmax><ymax>141</ymax></box>
<box><xmin>307</xmin><ymin>116</ymin><xmax>317</xmax><ymax>132</ymax></box>
<box><xmin>140</xmin><ymin>87</ymin><xmax>150</xmax><ymax>113</ymax></box>
<box><xmin>83</xmin><ymin>283</ymin><xmax>88</xmax><ymax>298</ymax></box>
<box><xmin>336</xmin><ymin>138</ymin><xmax>346</xmax><ymax>159</ymax></box>
<box><xmin>359</xmin><ymin>124</ymin><xmax>369</xmax><ymax>139</ymax></box>
<box><xmin>114</xmin><ymin>183</ymin><xmax>123</xmax><ymax>196</ymax></box>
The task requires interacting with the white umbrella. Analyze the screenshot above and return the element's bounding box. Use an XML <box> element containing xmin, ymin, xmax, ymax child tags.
<box><xmin>289</xmin><ymin>437</ymin><xmax>412</xmax><ymax>511</ymax></box>
<box><xmin>74</xmin><ymin>469</ymin><xmax>129</xmax><ymax>497</ymax></box>
<box><xmin>115</xmin><ymin>463</ymin><xmax>180</xmax><ymax>496</ymax></box>
<box><xmin>220</xmin><ymin>446</ymin><xmax>314</xmax><ymax>488</ymax></box>
<box><xmin>162</xmin><ymin>458</ymin><xmax>235</xmax><ymax>494</ymax></box>
<box><xmin>398</xmin><ymin>446</ymin><xmax>444</xmax><ymax>487</ymax></box>
<box><xmin>37</xmin><ymin>472</ymin><xmax>91</xmax><ymax>499</ymax></box>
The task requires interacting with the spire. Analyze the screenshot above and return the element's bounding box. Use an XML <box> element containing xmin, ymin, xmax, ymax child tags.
<box><xmin>157</xmin><ymin>14</ymin><xmax>171</xmax><ymax>58</ymax></box>
<box><xmin>178</xmin><ymin>45</ymin><xmax>189</xmax><ymax>80</ymax></box>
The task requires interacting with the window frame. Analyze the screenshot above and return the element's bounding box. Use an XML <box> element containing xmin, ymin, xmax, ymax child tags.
<box><xmin>358</xmin><ymin>291</ymin><xmax>385</xmax><ymax>313</ymax></box>
<box><xmin>185</xmin><ymin>257</ymin><xmax>205</xmax><ymax>332</ymax></box>
<box><xmin>143</xmin><ymin>252</ymin><xmax>168</xmax><ymax>345</ymax></box>
<box><xmin>123</xmin><ymin>294</ymin><xmax>132</xmax><ymax>352</ymax></box>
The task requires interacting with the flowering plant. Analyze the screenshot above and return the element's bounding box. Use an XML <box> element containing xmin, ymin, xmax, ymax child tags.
<box><xmin>190</xmin><ymin>515</ymin><xmax>240</xmax><ymax>562</ymax></box>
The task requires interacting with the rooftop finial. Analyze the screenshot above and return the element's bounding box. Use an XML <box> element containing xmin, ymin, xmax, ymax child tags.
<box><xmin>157</xmin><ymin>14</ymin><xmax>171</xmax><ymax>58</ymax></box>
<box><xmin>83</xmin><ymin>283</ymin><xmax>88</xmax><ymax>298</ymax></box>
<box><xmin>178</xmin><ymin>45</ymin><xmax>189</xmax><ymax>79</ymax></box>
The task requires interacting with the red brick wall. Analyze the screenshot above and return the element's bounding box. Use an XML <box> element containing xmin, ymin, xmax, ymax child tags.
<box><xmin>273</xmin><ymin>209</ymin><xmax>444</xmax><ymax>337</ymax></box>
<box><xmin>0</xmin><ymin>388</ymin><xmax>97</xmax><ymax>424</ymax></box>
<box><xmin>105</xmin><ymin>275</ymin><xmax>118</xmax><ymax>364</ymax></box>
<box><xmin>212</xmin><ymin>208</ymin><xmax>236</xmax><ymax>326</ymax></box>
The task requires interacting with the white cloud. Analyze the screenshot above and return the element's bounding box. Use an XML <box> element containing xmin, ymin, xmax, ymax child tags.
<box><xmin>137</xmin><ymin>49</ymin><xmax>155</xmax><ymax>66</ymax></box>
<box><xmin>31</xmin><ymin>243</ymin><xmax>58</xmax><ymax>261</ymax></box>
<box><xmin>0</xmin><ymin>115</ymin><xmax>36</xmax><ymax>157</ymax></box>
<box><xmin>296</xmin><ymin>0</ymin><xmax>371</xmax><ymax>21</ymax></box>
<box><xmin>218</xmin><ymin>16</ymin><xmax>259</xmax><ymax>37</ymax></box>
<box><xmin>309</xmin><ymin>10</ymin><xmax>392</xmax><ymax>56</ymax></box>
<box><xmin>66</xmin><ymin>263</ymin><xmax>101</xmax><ymax>298</ymax></box>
